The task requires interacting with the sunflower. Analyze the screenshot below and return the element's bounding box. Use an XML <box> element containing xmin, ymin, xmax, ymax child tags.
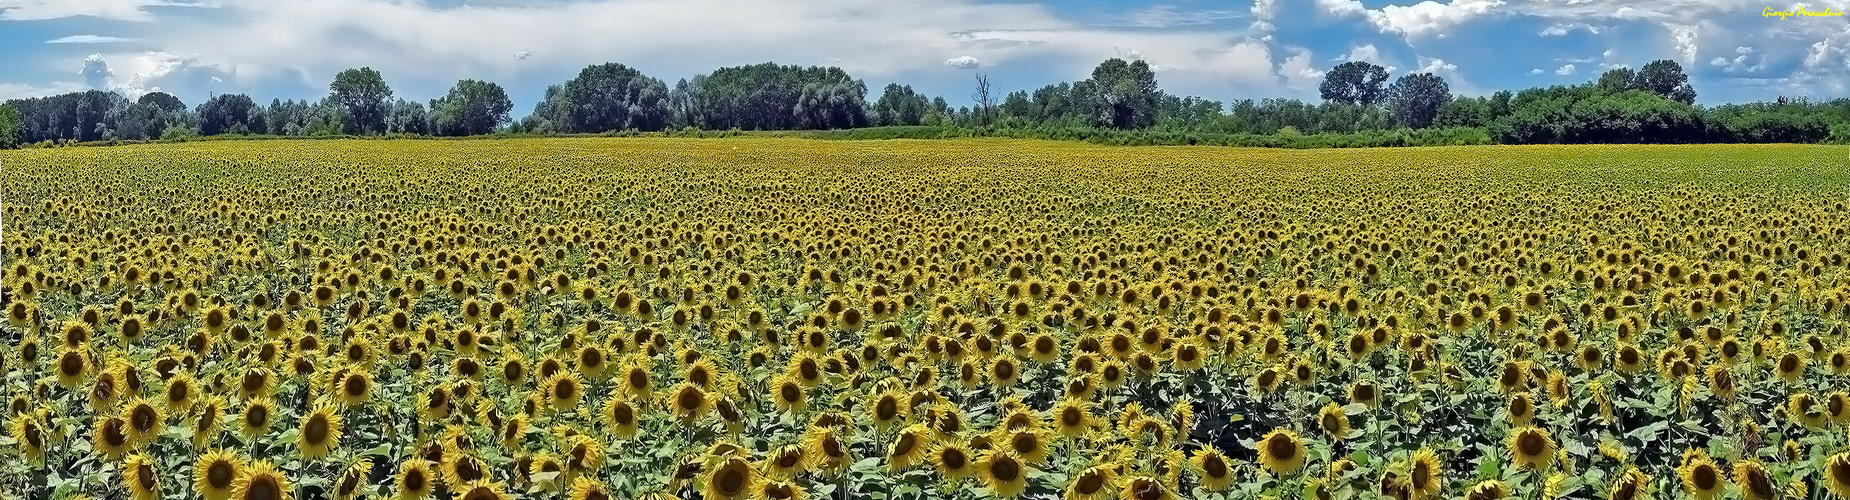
<box><xmin>1788</xmin><ymin>392</ymin><xmax>1829</xmax><ymax>429</ymax></box>
<box><xmin>1002</xmin><ymin>427</ymin><xmax>1052</xmax><ymax>465</ymax></box>
<box><xmin>569</xmin><ymin>476</ymin><xmax>613</xmax><ymax>500</ymax></box>
<box><xmin>1192</xmin><ymin>448</ymin><xmax>1235</xmax><ymax>492</ymax></box>
<box><xmin>1827</xmin><ymin>391</ymin><xmax>1850</xmax><ymax>425</ymax></box>
<box><xmin>1349</xmin><ymin>379</ymin><xmax>1381</xmax><ymax>409</ymax></box>
<box><xmin>868</xmin><ymin>391</ymin><xmax>908</xmax><ymax>433</ymax></box>
<box><xmin>396</xmin><ymin>459</ymin><xmax>435</xmax><ymax>500</ymax></box>
<box><xmin>888</xmin><ymin>424</ymin><xmax>932</xmax><ymax>471</ymax></box>
<box><xmin>55</xmin><ymin>347</ymin><xmax>89</xmax><ymax>388</ymax></box>
<box><xmin>1257</xmin><ymin>428</ymin><xmax>1306</xmax><ymax>476</ymax></box>
<box><xmin>1776</xmin><ymin>353</ymin><xmax>1806</xmax><ymax>383</ymax></box>
<box><xmin>771</xmin><ymin>375</ymin><xmax>808</xmax><ymax>414</ymax></box>
<box><xmin>706</xmin><ymin>456</ymin><xmax>762</xmax><ymax>500</ymax></box>
<box><xmin>764</xmin><ymin>444</ymin><xmax>809</xmax><ymax>479</ymax></box>
<box><xmin>546</xmin><ymin>372</ymin><xmax>584</xmax><ymax>412</ymax></box>
<box><xmin>1506</xmin><ymin>392</ymin><xmax>1536</xmax><ymax>426</ymax></box>
<box><xmin>240</xmin><ymin>398</ymin><xmax>275</xmax><ymax>438</ymax></box>
<box><xmin>236</xmin><ymin>460</ymin><xmax>293</xmax><ymax>500</ymax></box>
<box><xmin>1733</xmin><ymin>459</ymin><xmax>1777</xmax><ymax>500</ymax></box>
<box><xmin>603</xmin><ymin>396</ymin><xmax>641</xmax><ymax>439</ymax></box>
<box><xmin>990</xmin><ymin>356</ymin><xmax>1022</xmax><ymax>388</ymax></box>
<box><xmin>294</xmin><ymin>405</ymin><xmax>343</xmax><ymax>460</ymax></box>
<box><xmin>564</xmin><ymin>434</ymin><xmax>604</xmax><ymax>472</ymax></box>
<box><xmin>1508</xmin><ymin>427</ymin><xmax>1555</xmax><ymax>470</ymax></box>
<box><xmin>1121</xmin><ymin>475</ymin><xmax>1176</xmax><ymax>500</ymax></box>
<box><xmin>124</xmin><ymin>452</ymin><xmax>162</xmax><ymax>500</ymax></box>
<box><xmin>417</xmin><ymin>384</ymin><xmax>452</xmax><ymax>422</ymax></box>
<box><xmin>453</xmin><ymin>479</ymin><xmax>510</xmax><ymax>500</ymax></box>
<box><xmin>667</xmin><ymin>382</ymin><xmax>710</xmax><ymax>423</ymax></box>
<box><xmin>803</xmin><ymin>426</ymin><xmax>853</xmax><ymax>478</ymax></box>
<box><xmin>933</xmin><ymin>440</ymin><xmax>976</xmax><ymax>481</ymax></box>
<box><xmin>756</xmin><ymin>479</ymin><xmax>806</xmax><ymax>500</ymax></box>
<box><xmin>93</xmin><ymin>416</ymin><xmax>133</xmax><ymax>460</ymax></box>
<box><xmin>1052</xmin><ymin>399</ymin><xmax>1095</xmax><ymax>438</ymax></box>
<box><xmin>444</xmin><ymin>452</ymin><xmax>491</xmax><ymax>486</ymax></box>
<box><xmin>1464</xmin><ymin>480</ymin><xmax>1509</xmax><ymax>500</ymax></box>
<box><xmin>1065</xmin><ymin>465</ymin><xmax>1117</xmax><ymax>500</ymax></box>
<box><xmin>1407</xmin><ymin>448</ymin><xmax>1442</xmax><ymax>500</ymax></box>
<box><xmin>123</xmin><ymin>398</ymin><xmax>164</xmax><ymax>447</ymax></box>
<box><xmin>194</xmin><ymin>449</ymin><xmax>244</xmax><ymax>500</ymax></box>
<box><xmin>333</xmin><ymin>459</ymin><xmax>373</xmax><ymax>500</ymax></box>
<box><xmin>1608</xmin><ymin>466</ymin><xmax>1650</xmax><ymax>500</ymax></box>
<box><xmin>1826</xmin><ymin>452</ymin><xmax>1850</xmax><ymax>500</ymax></box>
<box><xmin>978</xmin><ymin>451</ymin><xmax>1031</xmax><ymax>498</ymax></box>
<box><xmin>1316</xmin><ymin>402</ymin><xmax>1350</xmax><ymax>440</ymax></box>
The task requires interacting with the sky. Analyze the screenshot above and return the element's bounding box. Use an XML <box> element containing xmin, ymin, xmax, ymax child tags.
<box><xmin>1</xmin><ymin>0</ymin><xmax>1848</xmax><ymax>115</ymax></box>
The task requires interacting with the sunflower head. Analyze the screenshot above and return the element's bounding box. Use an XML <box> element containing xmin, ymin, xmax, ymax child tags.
<box><xmin>978</xmin><ymin>450</ymin><xmax>1030</xmax><ymax>498</ymax></box>
<box><xmin>298</xmin><ymin>405</ymin><xmax>343</xmax><ymax>461</ymax></box>
<box><xmin>1257</xmin><ymin>428</ymin><xmax>1306</xmax><ymax>476</ymax></box>
<box><xmin>704</xmin><ymin>457</ymin><xmax>761</xmax><ymax>500</ymax></box>
<box><xmin>1508</xmin><ymin>426</ymin><xmax>1555</xmax><ymax>470</ymax></box>
<box><xmin>235</xmin><ymin>460</ymin><xmax>293</xmax><ymax>500</ymax></box>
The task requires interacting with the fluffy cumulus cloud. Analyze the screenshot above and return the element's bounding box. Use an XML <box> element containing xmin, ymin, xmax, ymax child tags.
<box><xmin>72</xmin><ymin>51</ymin><xmax>235</xmax><ymax>98</ymax></box>
<box><xmin>1555</xmin><ymin>64</ymin><xmax>1576</xmax><ymax>76</ymax></box>
<box><xmin>943</xmin><ymin>56</ymin><xmax>980</xmax><ymax>69</ymax></box>
<box><xmin>81</xmin><ymin>53</ymin><xmax>112</xmax><ymax>89</ymax></box>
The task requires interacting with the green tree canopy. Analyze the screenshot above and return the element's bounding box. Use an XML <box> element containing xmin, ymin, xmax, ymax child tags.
<box><xmin>1385</xmin><ymin>73</ymin><xmax>1451</xmax><ymax>129</ymax></box>
<box><xmin>430</xmin><ymin>79</ymin><xmax>513</xmax><ymax>136</ymax></box>
<box><xmin>329</xmin><ymin>67</ymin><xmax>394</xmax><ymax>135</ymax></box>
<box><xmin>1320</xmin><ymin>61</ymin><xmax>1390</xmax><ymax>107</ymax></box>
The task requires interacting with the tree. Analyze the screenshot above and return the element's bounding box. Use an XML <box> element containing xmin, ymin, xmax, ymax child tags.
<box><xmin>972</xmin><ymin>73</ymin><xmax>994</xmax><ymax>127</ymax></box>
<box><xmin>1384</xmin><ymin>73</ymin><xmax>1451</xmax><ymax>129</ymax></box>
<box><xmin>430</xmin><ymin>79</ymin><xmax>513</xmax><ymax>136</ymax></box>
<box><xmin>1086</xmin><ymin>58</ymin><xmax>1160</xmax><ymax>129</ymax></box>
<box><xmin>329</xmin><ymin>67</ymin><xmax>394</xmax><ymax>135</ymax></box>
<box><xmin>529</xmin><ymin>63</ymin><xmax>671</xmax><ymax>133</ymax></box>
<box><xmin>197</xmin><ymin>93</ymin><xmax>261</xmax><ymax>136</ymax></box>
<box><xmin>672</xmin><ymin>63</ymin><xmax>867</xmax><ymax>130</ymax></box>
<box><xmin>0</xmin><ymin>103</ymin><xmax>21</xmax><ymax>149</ymax></box>
<box><xmin>1596</xmin><ymin>67</ymin><xmax>1637</xmax><ymax>94</ymax></box>
<box><xmin>137</xmin><ymin>92</ymin><xmax>186</xmax><ymax>113</ymax></box>
<box><xmin>872</xmin><ymin>84</ymin><xmax>929</xmax><ymax>126</ymax></box>
<box><xmin>1319</xmin><ymin>61</ymin><xmax>1390</xmax><ymax>107</ymax></box>
<box><xmin>1633</xmin><ymin>60</ymin><xmax>1695</xmax><ymax>104</ymax></box>
<box><xmin>388</xmin><ymin>99</ymin><xmax>430</xmax><ymax>135</ymax></box>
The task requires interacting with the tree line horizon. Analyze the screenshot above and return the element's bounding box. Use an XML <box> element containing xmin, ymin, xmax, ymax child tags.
<box><xmin>3</xmin><ymin>56</ymin><xmax>1849</xmax><ymax>149</ymax></box>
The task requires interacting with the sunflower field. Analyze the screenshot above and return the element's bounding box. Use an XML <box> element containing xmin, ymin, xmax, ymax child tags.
<box><xmin>2</xmin><ymin>139</ymin><xmax>1850</xmax><ymax>500</ymax></box>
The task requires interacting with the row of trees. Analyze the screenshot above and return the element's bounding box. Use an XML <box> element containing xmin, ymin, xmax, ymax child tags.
<box><xmin>4</xmin><ymin>57</ymin><xmax>1850</xmax><ymax>148</ymax></box>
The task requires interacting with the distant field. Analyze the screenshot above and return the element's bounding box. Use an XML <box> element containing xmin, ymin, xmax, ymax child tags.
<box><xmin>3</xmin><ymin>139</ymin><xmax>1849</xmax><ymax>500</ymax></box>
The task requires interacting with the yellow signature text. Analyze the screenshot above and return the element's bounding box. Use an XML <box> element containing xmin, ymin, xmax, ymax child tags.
<box><xmin>1765</xmin><ymin>6</ymin><xmax>1845</xmax><ymax>18</ymax></box>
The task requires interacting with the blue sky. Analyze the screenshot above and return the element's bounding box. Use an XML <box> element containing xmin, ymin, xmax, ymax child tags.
<box><xmin>2</xmin><ymin>0</ymin><xmax>1847</xmax><ymax>115</ymax></box>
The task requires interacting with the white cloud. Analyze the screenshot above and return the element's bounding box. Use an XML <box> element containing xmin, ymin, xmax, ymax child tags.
<box><xmin>0</xmin><ymin>0</ymin><xmax>217</xmax><ymax>22</ymax></box>
<box><xmin>45</xmin><ymin>35</ymin><xmax>138</xmax><ymax>44</ymax></box>
<box><xmin>1279</xmin><ymin>47</ymin><xmax>1325</xmax><ymax>89</ymax></box>
<box><xmin>1341</xmin><ymin>44</ymin><xmax>1398</xmax><ymax>73</ymax></box>
<box><xmin>1555</xmin><ymin>64</ymin><xmax>1576</xmax><ymax>75</ymax></box>
<box><xmin>1538</xmin><ymin>22</ymin><xmax>1599</xmax><ymax>37</ymax></box>
<box><xmin>82</xmin><ymin>54</ymin><xmax>113</xmax><ymax>89</ymax></box>
<box><xmin>943</xmin><ymin>56</ymin><xmax>981</xmax><ymax>69</ymax></box>
<box><xmin>74</xmin><ymin>51</ymin><xmax>235</xmax><ymax>99</ymax></box>
<box><xmin>0</xmin><ymin>81</ymin><xmax>88</xmax><ymax>100</ymax></box>
<box><xmin>1316</xmin><ymin>0</ymin><xmax>1367</xmax><ymax>17</ymax></box>
<box><xmin>111</xmin><ymin>0</ymin><xmax>1296</xmax><ymax>99</ymax></box>
<box><xmin>1366</xmin><ymin>0</ymin><xmax>1505</xmax><ymax>38</ymax></box>
<box><xmin>513</xmin><ymin>51</ymin><xmax>532</xmax><ymax>61</ymax></box>
<box><xmin>1529</xmin><ymin>68</ymin><xmax>1544</xmax><ymax>75</ymax></box>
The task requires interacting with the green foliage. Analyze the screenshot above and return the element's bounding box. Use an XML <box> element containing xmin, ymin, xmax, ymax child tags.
<box><xmin>1385</xmin><ymin>73</ymin><xmax>1452</xmax><ymax>129</ymax></box>
<box><xmin>429</xmin><ymin>79</ymin><xmax>513</xmax><ymax>136</ymax></box>
<box><xmin>1320</xmin><ymin>61</ymin><xmax>1390</xmax><ymax>107</ymax></box>
<box><xmin>671</xmin><ymin>62</ymin><xmax>869</xmax><ymax>130</ymax></box>
<box><xmin>1087</xmin><ymin>58</ymin><xmax>1160</xmax><ymax>129</ymax></box>
<box><xmin>529</xmin><ymin>62</ymin><xmax>672</xmax><ymax>133</ymax></box>
<box><xmin>328</xmin><ymin>67</ymin><xmax>394</xmax><ymax>135</ymax></box>
<box><xmin>197</xmin><ymin>93</ymin><xmax>262</xmax><ymax>136</ymax></box>
<box><xmin>0</xmin><ymin>103</ymin><xmax>21</xmax><ymax>149</ymax></box>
